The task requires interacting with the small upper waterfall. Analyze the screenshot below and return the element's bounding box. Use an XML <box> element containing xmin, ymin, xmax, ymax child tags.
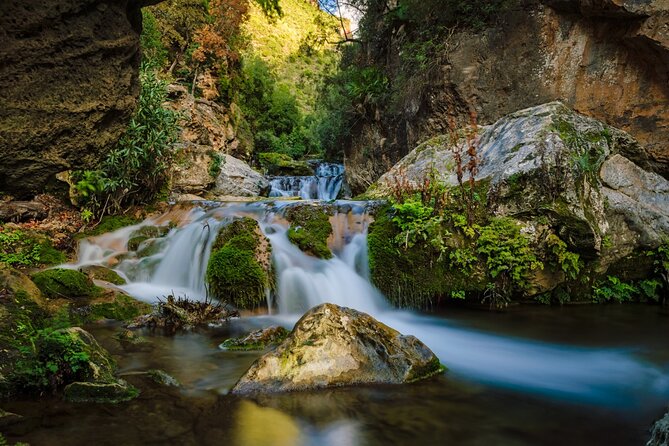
<box><xmin>269</xmin><ymin>162</ymin><xmax>345</xmax><ymax>200</ymax></box>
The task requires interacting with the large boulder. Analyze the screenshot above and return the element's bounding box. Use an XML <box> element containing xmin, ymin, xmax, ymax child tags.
<box><xmin>232</xmin><ymin>303</ymin><xmax>442</xmax><ymax>394</ymax></box>
<box><xmin>211</xmin><ymin>155</ymin><xmax>270</xmax><ymax>198</ymax></box>
<box><xmin>0</xmin><ymin>0</ymin><xmax>159</xmax><ymax>198</ymax></box>
<box><xmin>370</xmin><ymin>102</ymin><xmax>668</xmax><ymax>261</ymax></box>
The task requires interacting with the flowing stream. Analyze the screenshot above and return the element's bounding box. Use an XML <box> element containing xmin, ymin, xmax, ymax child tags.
<box><xmin>69</xmin><ymin>200</ymin><xmax>669</xmax><ymax>409</ymax></box>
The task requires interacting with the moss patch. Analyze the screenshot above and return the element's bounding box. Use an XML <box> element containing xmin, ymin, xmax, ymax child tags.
<box><xmin>79</xmin><ymin>215</ymin><xmax>141</xmax><ymax>238</ymax></box>
<box><xmin>80</xmin><ymin>265</ymin><xmax>126</xmax><ymax>285</ymax></box>
<box><xmin>259</xmin><ymin>152</ymin><xmax>313</xmax><ymax>176</ymax></box>
<box><xmin>206</xmin><ymin>218</ymin><xmax>272</xmax><ymax>309</ymax></box>
<box><xmin>31</xmin><ymin>268</ymin><xmax>99</xmax><ymax>299</ymax></box>
<box><xmin>368</xmin><ymin>207</ymin><xmax>487</xmax><ymax>308</ymax></box>
<box><xmin>285</xmin><ymin>204</ymin><xmax>333</xmax><ymax>259</ymax></box>
<box><xmin>90</xmin><ymin>293</ymin><xmax>152</xmax><ymax>321</ymax></box>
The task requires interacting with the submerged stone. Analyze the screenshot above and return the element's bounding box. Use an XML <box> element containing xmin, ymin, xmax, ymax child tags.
<box><xmin>220</xmin><ymin>326</ymin><xmax>289</xmax><ymax>351</ymax></box>
<box><xmin>146</xmin><ymin>370</ymin><xmax>180</xmax><ymax>388</ymax></box>
<box><xmin>63</xmin><ymin>379</ymin><xmax>139</xmax><ymax>404</ymax></box>
<box><xmin>232</xmin><ymin>303</ymin><xmax>443</xmax><ymax>394</ymax></box>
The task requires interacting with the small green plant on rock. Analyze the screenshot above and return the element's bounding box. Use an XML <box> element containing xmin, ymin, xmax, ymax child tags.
<box><xmin>546</xmin><ymin>234</ymin><xmax>581</xmax><ymax>280</ymax></box>
<box><xmin>592</xmin><ymin>276</ymin><xmax>637</xmax><ymax>303</ymax></box>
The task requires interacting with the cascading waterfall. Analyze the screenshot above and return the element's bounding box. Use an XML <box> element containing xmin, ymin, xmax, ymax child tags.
<box><xmin>68</xmin><ymin>200</ymin><xmax>669</xmax><ymax>407</ymax></box>
<box><xmin>269</xmin><ymin>162</ymin><xmax>345</xmax><ymax>200</ymax></box>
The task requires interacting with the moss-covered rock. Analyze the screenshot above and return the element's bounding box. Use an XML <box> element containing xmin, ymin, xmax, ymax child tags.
<box><xmin>79</xmin><ymin>265</ymin><xmax>126</xmax><ymax>285</ymax></box>
<box><xmin>31</xmin><ymin>268</ymin><xmax>99</xmax><ymax>299</ymax></box>
<box><xmin>115</xmin><ymin>329</ymin><xmax>154</xmax><ymax>352</ymax></box>
<box><xmin>259</xmin><ymin>152</ymin><xmax>313</xmax><ymax>176</ymax></box>
<box><xmin>206</xmin><ymin>218</ymin><xmax>273</xmax><ymax>310</ymax></box>
<box><xmin>232</xmin><ymin>303</ymin><xmax>443</xmax><ymax>394</ymax></box>
<box><xmin>79</xmin><ymin>215</ymin><xmax>141</xmax><ymax>238</ymax></box>
<box><xmin>220</xmin><ymin>326</ymin><xmax>289</xmax><ymax>351</ymax></box>
<box><xmin>284</xmin><ymin>204</ymin><xmax>333</xmax><ymax>259</ymax></box>
<box><xmin>367</xmin><ymin>206</ymin><xmax>487</xmax><ymax>308</ymax></box>
<box><xmin>0</xmin><ymin>267</ymin><xmax>45</xmax><ymax>306</ymax></box>
<box><xmin>89</xmin><ymin>292</ymin><xmax>152</xmax><ymax>321</ymax></box>
<box><xmin>64</xmin><ymin>379</ymin><xmax>139</xmax><ymax>404</ymax></box>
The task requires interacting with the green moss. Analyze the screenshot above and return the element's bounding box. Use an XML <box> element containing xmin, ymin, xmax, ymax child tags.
<box><xmin>90</xmin><ymin>294</ymin><xmax>152</xmax><ymax>321</ymax></box>
<box><xmin>258</xmin><ymin>152</ymin><xmax>313</xmax><ymax>176</ymax></box>
<box><xmin>285</xmin><ymin>204</ymin><xmax>333</xmax><ymax>259</ymax></box>
<box><xmin>367</xmin><ymin>206</ymin><xmax>486</xmax><ymax>309</ymax></box>
<box><xmin>127</xmin><ymin>236</ymin><xmax>148</xmax><ymax>251</ymax></box>
<box><xmin>79</xmin><ymin>216</ymin><xmax>141</xmax><ymax>238</ymax></box>
<box><xmin>80</xmin><ymin>265</ymin><xmax>126</xmax><ymax>285</ymax></box>
<box><xmin>31</xmin><ymin>268</ymin><xmax>99</xmax><ymax>299</ymax></box>
<box><xmin>220</xmin><ymin>326</ymin><xmax>289</xmax><ymax>351</ymax></box>
<box><xmin>36</xmin><ymin>242</ymin><xmax>67</xmax><ymax>266</ymax></box>
<box><xmin>63</xmin><ymin>380</ymin><xmax>139</xmax><ymax>404</ymax></box>
<box><xmin>206</xmin><ymin>218</ymin><xmax>271</xmax><ymax>309</ymax></box>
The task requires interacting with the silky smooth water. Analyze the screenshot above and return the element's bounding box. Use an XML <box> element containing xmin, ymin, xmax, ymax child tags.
<box><xmin>5</xmin><ymin>200</ymin><xmax>667</xmax><ymax>445</ymax></box>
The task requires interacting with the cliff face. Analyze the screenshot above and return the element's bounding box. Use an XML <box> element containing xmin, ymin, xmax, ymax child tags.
<box><xmin>344</xmin><ymin>0</ymin><xmax>669</xmax><ymax>193</ymax></box>
<box><xmin>0</xmin><ymin>0</ymin><xmax>158</xmax><ymax>199</ymax></box>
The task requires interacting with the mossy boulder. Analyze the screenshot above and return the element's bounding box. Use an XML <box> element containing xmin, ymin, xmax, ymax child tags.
<box><xmin>0</xmin><ymin>267</ymin><xmax>45</xmax><ymax>306</ymax></box>
<box><xmin>259</xmin><ymin>152</ymin><xmax>313</xmax><ymax>176</ymax></box>
<box><xmin>284</xmin><ymin>204</ymin><xmax>333</xmax><ymax>259</ymax></box>
<box><xmin>232</xmin><ymin>303</ymin><xmax>443</xmax><ymax>394</ymax></box>
<box><xmin>79</xmin><ymin>265</ymin><xmax>126</xmax><ymax>285</ymax></box>
<box><xmin>64</xmin><ymin>380</ymin><xmax>139</xmax><ymax>404</ymax></box>
<box><xmin>31</xmin><ymin>268</ymin><xmax>99</xmax><ymax>299</ymax></box>
<box><xmin>367</xmin><ymin>207</ymin><xmax>488</xmax><ymax>308</ymax></box>
<box><xmin>115</xmin><ymin>329</ymin><xmax>154</xmax><ymax>352</ymax></box>
<box><xmin>220</xmin><ymin>326</ymin><xmax>289</xmax><ymax>351</ymax></box>
<box><xmin>79</xmin><ymin>215</ymin><xmax>141</xmax><ymax>239</ymax></box>
<box><xmin>206</xmin><ymin>218</ymin><xmax>273</xmax><ymax>309</ymax></box>
<box><xmin>89</xmin><ymin>291</ymin><xmax>152</xmax><ymax>322</ymax></box>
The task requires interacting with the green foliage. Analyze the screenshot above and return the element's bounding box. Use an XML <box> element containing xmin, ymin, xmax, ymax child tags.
<box><xmin>638</xmin><ymin>279</ymin><xmax>662</xmax><ymax>302</ymax></box>
<box><xmin>391</xmin><ymin>199</ymin><xmax>448</xmax><ymax>253</ymax></box>
<box><xmin>0</xmin><ymin>227</ymin><xmax>65</xmax><ymax>267</ymax></box>
<box><xmin>476</xmin><ymin>218</ymin><xmax>543</xmax><ymax>292</ymax></box>
<box><xmin>79</xmin><ymin>215</ymin><xmax>140</xmax><ymax>238</ymax></box>
<box><xmin>258</xmin><ymin>152</ymin><xmax>313</xmax><ymax>175</ymax></box>
<box><xmin>74</xmin><ymin>65</ymin><xmax>179</xmax><ymax>215</ymax></box>
<box><xmin>31</xmin><ymin>269</ymin><xmax>99</xmax><ymax>299</ymax></box>
<box><xmin>11</xmin><ymin>329</ymin><xmax>91</xmax><ymax>392</ymax></box>
<box><xmin>0</xmin><ymin>227</ymin><xmax>40</xmax><ymax>267</ymax></box>
<box><xmin>285</xmin><ymin>205</ymin><xmax>333</xmax><ymax>259</ymax></box>
<box><xmin>141</xmin><ymin>10</ymin><xmax>169</xmax><ymax>69</ymax></box>
<box><xmin>208</xmin><ymin>152</ymin><xmax>224</xmax><ymax>178</ymax></box>
<box><xmin>546</xmin><ymin>234</ymin><xmax>581</xmax><ymax>280</ymax></box>
<box><xmin>592</xmin><ymin>276</ymin><xmax>638</xmax><ymax>303</ymax></box>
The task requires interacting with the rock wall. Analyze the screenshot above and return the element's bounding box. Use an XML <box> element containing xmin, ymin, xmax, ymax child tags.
<box><xmin>345</xmin><ymin>0</ymin><xmax>669</xmax><ymax>193</ymax></box>
<box><xmin>0</xmin><ymin>0</ymin><xmax>159</xmax><ymax>199</ymax></box>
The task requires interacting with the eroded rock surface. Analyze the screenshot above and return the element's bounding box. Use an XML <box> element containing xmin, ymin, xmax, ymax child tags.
<box><xmin>0</xmin><ymin>0</ymin><xmax>159</xmax><ymax>198</ymax></box>
<box><xmin>232</xmin><ymin>303</ymin><xmax>442</xmax><ymax>394</ymax></box>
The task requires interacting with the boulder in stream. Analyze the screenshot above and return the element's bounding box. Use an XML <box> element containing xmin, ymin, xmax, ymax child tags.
<box><xmin>232</xmin><ymin>303</ymin><xmax>443</xmax><ymax>394</ymax></box>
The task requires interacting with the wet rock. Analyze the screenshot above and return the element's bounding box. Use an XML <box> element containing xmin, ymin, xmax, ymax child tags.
<box><xmin>232</xmin><ymin>303</ymin><xmax>443</xmax><ymax>394</ymax></box>
<box><xmin>648</xmin><ymin>409</ymin><xmax>669</xmax><ymax>446</ymax></box>
<box><xmin>220</xmin><ymin>326</ymin><xmax>289</xmax><ymax>351</ymax></box>
<box><xmin>58</xmin><ymin>327</ymin><xmax>118</xmax><ymax>382</ymax></box>
<box><xmin>31</xmin><ymin>268</ymin><xmax>99</xmax><ymax>299</ymax></box>
<box><xmin>64</xmin><ymin>379</ymin><xmax>139</xmax><ymax>404</ymax></box>
<box><xmin>115</xmin><ymin>330</ymin><xmax>154</xmax><ymax>352</ymax></box>
<box><xmin>211</xmin><ymin>155</ymin><xmax>270</xmax><ymax>198</ymax></box>
<box><xmin>79</xmin><ymin>265</ymin><xmax>126</xmax><ymax>285</ymax></box>
<box><xmin>0</xmin><ymin>267</ymin><xmax>45</xmax><ymax>306</ymax></box>
<box><xmin>88</xmin><ymin>290</ymin><xmax>152</xmax><ymax>322</ymax></box>
<box><xmin>147</xmin><ymin>369</ymin><xmax>180</xmax><ymax>387</ymax></box>
<box><xmin>0</xmin><ymin>408</ymin><xmax>22</xmax><ymax>427</ymax></box>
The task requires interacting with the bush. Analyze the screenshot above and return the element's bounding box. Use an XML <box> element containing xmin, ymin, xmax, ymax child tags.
<box><xmin>74</xmin><ymin>65</ymin><xmax>178</xmax><ymax>215</ymax></box>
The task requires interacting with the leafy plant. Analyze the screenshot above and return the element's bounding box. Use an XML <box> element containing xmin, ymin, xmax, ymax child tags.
<box><xmin>476</xmin><ymin>218</ymin><xmax>543</xmax><ymax>292</ymax></box>
<box><xmin>546</xmin><ymin>234</ymin><xmax>581</xmax><ymax>279</ymax></box>
<box><xmin>592</xmin><ymin>276</ymin><xmax>638</xmax><ymax>303</ymax></box>
<box><xmin>0</xmin><ymin>227</ymin><xmax>41</xmax><ymax>266</ymax></box>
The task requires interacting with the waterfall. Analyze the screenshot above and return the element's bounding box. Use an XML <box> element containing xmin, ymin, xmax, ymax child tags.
<box><xmin>67</xmin><ymin>200</ymin><xmax>669</xmax><ymax>406</ymax></box>
<box><xmin>269</xmin><ymin>162</ymin><xmax>345</xmax><ymax>200</ymax></box>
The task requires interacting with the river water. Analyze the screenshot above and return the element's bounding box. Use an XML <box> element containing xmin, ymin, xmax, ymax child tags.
<box><xmin>2</xmin><ymin>200</ymin><xmax>668</xmax><ymax>445</ymax></box>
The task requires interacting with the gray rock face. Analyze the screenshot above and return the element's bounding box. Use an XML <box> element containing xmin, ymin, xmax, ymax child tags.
<box><xmin>212</xmin><ymin>155</ymin><xmax>270</xmax><ymax>198</ymax></box>
<box><xmin>232</xmin><ymin>303</ymin><xmax>442</xmax><ymax>394</ymax></box>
